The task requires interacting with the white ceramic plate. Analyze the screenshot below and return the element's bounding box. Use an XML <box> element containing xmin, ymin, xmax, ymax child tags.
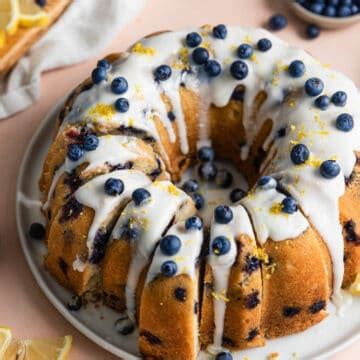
<box><xmin>16</xmin><ymin>102</ymin><xmax>360</xmax><ymax>359</ymax></box>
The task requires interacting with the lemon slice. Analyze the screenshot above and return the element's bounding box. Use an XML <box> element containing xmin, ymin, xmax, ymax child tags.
<box><xmin>22</xmin><ymin>335</ymin><xmax>72</xmax><ymax>360</ymax></box>
<box><xmin>18</xmin><ymin>0</ymin><xmax>49</xmax><ymax>28</ymax></box>
<box><xmin>3</xmin><ymin>339</ymin><xmax>25</xmax><ymax>360</ymax></box>
<box><xmin>0</xmin><ymin>327</ymin><xmax>12</xmax><ymax>358</ymax></box>
<box><xmin>0</xmin><ymin>0</ymin><xmax>19</xmax><ymax>36</ymax></box>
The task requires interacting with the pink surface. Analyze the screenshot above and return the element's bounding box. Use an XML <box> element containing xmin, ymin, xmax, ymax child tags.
<box><xmin>1</xmin><ymin>0</ymin><xmax>359</xmax><ymax>359</ymax></box>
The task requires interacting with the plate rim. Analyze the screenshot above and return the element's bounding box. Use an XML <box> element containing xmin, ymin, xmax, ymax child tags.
<box><xmin>16</xmin><ymin>101</ymin><xmax>360</xmax><ymax>360</ymax></box>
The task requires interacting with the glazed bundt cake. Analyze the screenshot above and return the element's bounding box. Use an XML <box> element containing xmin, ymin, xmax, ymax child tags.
<box><xmin>39</xmin><ymin>24</ymin><xmax>360</xmax><ymax>359</ymax></box>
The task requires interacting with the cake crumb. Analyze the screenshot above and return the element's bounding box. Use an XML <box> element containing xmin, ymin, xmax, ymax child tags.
<box><xmin>267</xmin><ymin>352</ymin><xmax>280</xmax><ymax>360</ymax></box>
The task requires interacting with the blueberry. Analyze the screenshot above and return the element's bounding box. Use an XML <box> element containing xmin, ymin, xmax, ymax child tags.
<box><xmin>97</xmin><ymin>59</ymin><xmax>111</xmax><ymax>69</ymax></box>
<box><xmin>231</xmin><ymin>88</ymin><xmax>245</xmax><ymax>101</ymax></box>
<box><xmin>197</xmin><ymin>146</ymin><xmax>215</xmax><ymax>162</ymax></box>
<box><xmin>257</xmin><ymin>176</ymin><xmax>276</xmax><ymax>189</ymax></box>
<box><xmin>351</xmin><ymin>4</ymin><xmax>359</xmax><ymax>14</ymax></box>
<box><xmin>314</xmin><ymin>95</ymin><xmax>330</xmax><ymax>110</ymax></box>
<box><xmin>160</xmin><ymin>234</ymin><xmax>181</xmax><ymax>255</ymax></box>
<box><xmin>268</xmin><ymin>14</ymin><xmax>288</xmax><ymax>30</ymax></box>
<box><xmin>237</xmin><ymin>44</ymin><xmax>254</xmax><ymax>59</ymax></box>
<box><xmin>257</xmin><ymin>38</ymin><xmax>272</xmax><ymax>52</ymax></box>
<box><xmin>104</xmin><ymin>178</ymin><xmax>124</xmax><ymax>196</ymax></box>
<box><xmin>341</xmin><ymin>0</ymin><xmax>352</xmax><ymax>6</ymax></box>
<box><xmin>185</xmin><ymin>216</ymin><xmax>203</xmax><ymax>230</ymax></box>
<box><xmin>331</xmin><ymin>91</ymin><xmax>347</xmax><ymax>107</ymax></box>
<box><xmin>132</xmin><ymin>188</ymin><xmax>151</xmax><ymax>205</ymax></box>
<box><xmin>36</xmin><ymin>0</ymin><xmax>46</xmax><ymax>6</ymax></box>
<box><xmin>83</xmin><ymin>134</ymin><xmax>99</xmax><ymax>151</ymax></box>
<box><xmin>288</xmin><ymin>60</ymin><xmax>306</xmax><ymax>78</ymax></box>
<box><xmin>161</xmin><ymin>260</ymin><xmax>178</xmax><ymax>277</ymax></box>
<box><xmin>91</xmin><ymin>67</ymin><xmax>107</xmax><ymax>84</ymax></box>
<box><xmin>192</xmin><ymin>47</ymin><xmax>210</xmax><ymax>65</ymax></box>
<box><xmin>214</xmin><ymin>205</ymin><xmax>233</xmax><ymax>224</ymax></box>
<box><xmin>310</xmin><ymin>3</ymin><xmax>325</xmax><ymax>14</ymax></box>
<box><xmin>114</xmin><ymin>98</ymin><xmax>130</xmax><ymax>113</ymax></box>
<box><xmin>212</xmin><ymin>236</ymin><xmax>231</xmax><ymax>256</ymax></box>
<box><xmin>182</xmin><ymin>179</ymin><xmax>199</xmax><ymax>193</ymax></box>
<box><xmin>167</xmin><ymin>111</ymin><xmax>176</xmax><ymax>121</ymax></box>
<box><xmin>114</xmin><ymin>317</ymin><xmax>134</xmax><ymax>335</ymax></box>
<box><xmin>328</xmin><ymin>0</ymin><xmax>339</xmax><ymax>5</ymax></box>
<box><xmin>306</xmin><ymin>24</ymin><xmax>320</xmax><ymax>39</ymax></box>
<box><xmin>67</xmin><ymin>295</ymin><xmax>82</xmax><ymax>311</ymax></box>
<box><xmin>337</xmin><ymin>5</ymin><xmax>352</xmax><ymax>16</ymax></box>
<box><xmin>229</xmin><ymin>188</ymin><xmax>246</xmax><ymax>202</ymax></box>
<box><xmin>216</xmin><ymin>352</ymin><xmax>233</xmax><ymax>360</ymax></box>
<box><xmin>121</xmin><ymin>225</ymin><xmax>141</xmax><ymax>240</ymax></box>
<box><xmin>111</xmin><ymin>77</ymin><xmax>128</xmax><ymax>94</ymax></box>
<box><xmin>215</xmin><ymin>169</ymin><xmax>233</xmax><ymax>188</ymax></box>
<box><xmin>230</xmin><ymin>60</ymin><xmax>249</xmax><ymax>80</ymax></box>
<box><xmin>154</xmin><ymin>65</ymin><xmax>172</xmax><ymax>81</ymax></box>
<box><xmin>320</xmin><ymin>160</ymin><xmax>341</xmax><ymax>178</ymax></box>
<box><xmin>198</xmin><ymin>162</ymin><xmax>218</xmax><ymax>181</ymax></box>
<box><xmin>281</xmin><ymin>196</ymin><xmax>298</xmax><ymax>214</ymax></box>
<box><xmin>29</xmin><ymin>222</ymin><xmax>45</xmax><ymax>239</ymax></box>
<box><xmin>336</xmin><ymin>113</ymin><xmax>354</xmax><ymax>132</ymax></box>
<box><xmin>304</xmin><ymin>77</ymin><xmax>324</xmax><ymax>97</ymax></box>
<box><xmin>323</xmin><ymin>5</ymin><xmax>337</xmax><ymax>16</ymax></box>
<box><xmin>213</xmin><ymin>24</ymin><xmax>227</xmax><ymax>39</ymax></box>
<box><xmin>291</xmin><ymin>144</ymin><xmax>310</xmax><ymax>164</ymax></box>
<box><xmin>204</xmin><ymin>60</ymin><xmax>222</xmax><ymax>77</ymax></box>
<box><xmin>191</xmin><ymin>192</ymin><xmax>205</xmax><ymax>210</ymax></box>
<box><xmin>67</xmin><ymin>144</ymin><xmax>84</xmax><ymax>161</ymax></box>
<box><xmin>186</xmin><ymin>32</ymin><xmax>202</xmax><ymax>47</ymax></box>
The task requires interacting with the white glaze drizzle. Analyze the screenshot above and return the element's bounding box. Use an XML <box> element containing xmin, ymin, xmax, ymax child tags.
<box><xmin>74</xmin><ymin>170</ymin><xmax>151</xmax><ymax>256</ymax></box>
<box><xmin>110</xmin><ymin>180</ymin><xmax>192</xmax><ymax>321</ymax></box>
<box><xmin>207</xmin><ymin>205</ymin><xmax>254</xmax><ymax>353</ymax></box>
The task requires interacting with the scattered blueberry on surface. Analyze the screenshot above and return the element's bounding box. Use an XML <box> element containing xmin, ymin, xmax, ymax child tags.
<box><xmin>182</xmin><ymin>179</ymin><xmax>199</xmax><ymax>193</ymax></box>
<box><xmin>114</xmin><ymin>317</ymin><xmax>134</xmax><ymax>336</ymax></box>
<box><xmin>291</xmin><ymin>143</ymin><xmax>310</xmax><ymax>165</ymax></box>
<box><xmin>185</xmin><ymin>216</ymin><xmax>203</xmax><ymax>231</ymax></box>
<box><xmin>314</xmin><ymin>95</ymin><xmax>330</xmax><ymax>110</ymax></box>
<box><xmin>160</xmin><ymin>234</ymin><xmax>182</xmax><ymax>256</ymax></box>
<box><xmin>230</xmin><ymin>188</ymin><xmax>246</xmax><ymax>202</ymax></box>
<box><xmin>161</xmin><ymin>260</ymin><xmax>178</xmax><ymax>277</ymax></box>
<box><xmin>336</xmin><ymin>113</ymin><xmax>354</xmax><ymax>132</ymax></box>
<box><xmin>192</xmin><ymin>47</ymin><xmax>210</xmax><ymax>65</ymax></box>
<box><xmin>104</xmin><ymin>178</ymin><xmax>124</xmax><ymax>196</ymax></box>
<box><xmin>306</xmin><ymin>24</ymin><xmax>320</xmax><ymax>39</ymax></box>
<box><xmin>111</xmin><ymin>76</ymin><xmax>128</xmax><ymax>94</ymax></box>
<box><xmin>91</xmin><ymin>66</ymin><xmax>107</xmax><ymax>84</ymax></box>
<box><xmin>191</xmin><ymin>192</ymin><xmax>205</xmax><ymax>210</ymax></box>
<box><xmin>257</xmin><ymin>38</ymin><xmax>272</xmax><ymax>52</ymax></box>
<box><xmin>198</xmin><ymin>162</ymin><xmax>218</xmax><ymax>181</ymax></box>
<box><xmin>29</xmin><ymin>222</ymin><xmax>45</xmax><ymax>239</ymax></box>
<box><xmin>268</xmin><ymin>14</ymin><xmax>288</xmax><ymax>31</ymax></box>
<box><xmin>257</xmin><ymin>176</ymin><xmax>276</xmax><ymax>189</ymax></box>
<box><xmin>154</xmin><ymin>65</ymin><xmax>172</xmax><ymax>81</ymax></box>
<box><xmin>97</xmin><ymin>59</ymin><xmax>111</xmax><ymax>69</ymax></box>
<box><xmin>212</xmin><ymin>236</ymin><xmax>231</xmax><ymax>256</ymax></box>
<box><xmin>320</xmin><ymin>160</ymin><xmax>341</xmax><ymax>178</ymax></box>
<box><xmin>36</xmin><ymin>0</ymin><xmax>46</xmax><ymax>7</ymax></box>
<box><xmin>197</xmin><ymin>146</ymin><xmax>215</xmax><ymax>162</ymax></box>
<box><xmin>281</xmin><ymin>196</ymin><xmax>298</xmax><ymax>214</ymax></box>
<box><xmin>83</xmin><ymin>134</ymin><xmax>99</xmax><ymax>151</ymax></box>
<box><xmin>67</xmin><ymin>144</ymin><xmax>84</xmax><ymax>161</ymax></box>
<box><xmin>288</xmin><ymin>60</ymin><xmax>306</xmax><ymax>78</ymax></box>
<box><xmin>304</xmin><ymin>77</ymin><xmax>324</xmax><ymax>97</ymax></box>
<box><xmin>213</xmin><ymin>24</ymin><xmax>228</xmax><ymax>39</ymax></box>
<box><xmin>114</xmin><ymin>98</ymin><xmax>130</xmax><ymax>113</ymax></box>
<box><xmin>186</xmin><ymin>32</ymin><xmax>202</xmax><ymax>47</ymax></box>
<box><xmin>331</xmin><ymin>91</ymin><xmax>347</xmax><ymax>107</ymax></box>
<box><xmin>214</xmin><ymin>205</ymin><xmax>233</xmax><ymax>224</ymax></box>
<box><xmin>204</xmin><ymin>59</ymin><xmax>222</xmax><ymax>77</ymax></box>
<box><xmin>216</xmin><ymin>351</ymin><xmax>233</xmax><ymax>360</ymax></box>
<box><xmin>132</xmin><ymin>188</ymin><xmax>151</xmax><ymax>205</ymax></box>
<box><xmin>67</xmin><ymin>295</ymin><xmax>82</xmax><ymax>311</ymax></box>
<box><xmin>237</xmin><ymin>44</ymin><xmax>254</xmax><ymax>59</ymax></box>
<box><xmin>167</xmin><ymin>111</ymin><xmax>176</xmax><ymax>121</ymax></box>
<box><xmin>230</xmin><ymin>60</ymin><xmax>249</xmax><ymax>80</ymax></box>
<box><xmin>215</xmin><ymin>169</ymin><xmax>233</xmax><ymax>188</ymax></box>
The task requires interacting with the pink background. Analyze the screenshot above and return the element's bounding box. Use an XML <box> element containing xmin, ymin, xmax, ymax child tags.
<box><xmin>1</xmin><ymin>0</ymin><xmax>359</xmax><ymax>358</ymax></box>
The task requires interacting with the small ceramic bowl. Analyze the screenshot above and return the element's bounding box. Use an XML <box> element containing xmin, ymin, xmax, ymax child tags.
<box><xmin>288</xmin><ymin>1</ymin><xmax>360</xmax><ymax>29</ymax></box>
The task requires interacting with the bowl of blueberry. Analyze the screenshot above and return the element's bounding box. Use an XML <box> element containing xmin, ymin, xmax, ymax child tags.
<box><xmin>289</xmin><ymin>0</ymin><xmax>360</xmax><ymax>29</ymax></box>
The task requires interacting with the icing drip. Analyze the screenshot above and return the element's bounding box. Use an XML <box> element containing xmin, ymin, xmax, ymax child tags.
<box><xmin>207</xmin><ymin>205</ymin><xmax>254</xmax><ymax>352</ymax></box>
<box><xmin>110</xmin><ymin>181</ymin><xmax>192</xmax><ymax>321</ymax></box>
<box><xmin>74</xmin><ymin>170</ymin><xmax>151</xmax><ymax>257</ymax></box>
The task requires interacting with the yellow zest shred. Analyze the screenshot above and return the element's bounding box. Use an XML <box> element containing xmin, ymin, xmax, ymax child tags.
<box><xmin>88</xmin><ymin>103</ymin><xmax>115</xmax><ymax>121</ymax></box>
<box><xmin>168</xmin><ymin>184</ymin><xmax>180</xmax><ymax>196</ymax></box>
<box><xmin>212</xmin><ymin>289</ymin><xmax>229</xmax><ymax>302</ymax></box>
<box><xmin>132</xmin><ymin>42</ymin><xmax>156</xmax><ymax>56</ymax></box>
<box><xmin>288</xmin><ymin>99</ymin><xmax>296</xmax><ymax>108</ymax></box>
<box><xmin>269</xmin><ymin>202</ymin><xmax>283</xmax><ymax>215</ymax></box>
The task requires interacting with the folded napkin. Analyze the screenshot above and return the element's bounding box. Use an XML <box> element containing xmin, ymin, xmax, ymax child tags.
<box><xmin>0</xmin><ymin>0</ymin><xmax>146</xmax><ymax>119</ymax></box>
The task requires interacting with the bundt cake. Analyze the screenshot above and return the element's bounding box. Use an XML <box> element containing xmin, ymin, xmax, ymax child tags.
<box><xmin>38</xmin><ymin>24</ymin><xmax>360</xmax><ymax>359</ymax></box>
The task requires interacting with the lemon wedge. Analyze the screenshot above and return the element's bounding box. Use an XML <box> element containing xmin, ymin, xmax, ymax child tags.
<box><xmin>0</xmin><ymin>327</ymin><xmax>12</xmax><ymax>358</ymax></box>
<box><xmin>3</xmin><ymin>339</ymin><xmax>25</xmax><ymax>359</ymax></box>
<box><xmin>0</xmin><ymin>0</ymin><xmax>19</xmax><ymax>38</ymax></box>
<box><xmin>18</xmin><ymin>0</ymin><xmax>48</xmax><ymax>28</ymax></box>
